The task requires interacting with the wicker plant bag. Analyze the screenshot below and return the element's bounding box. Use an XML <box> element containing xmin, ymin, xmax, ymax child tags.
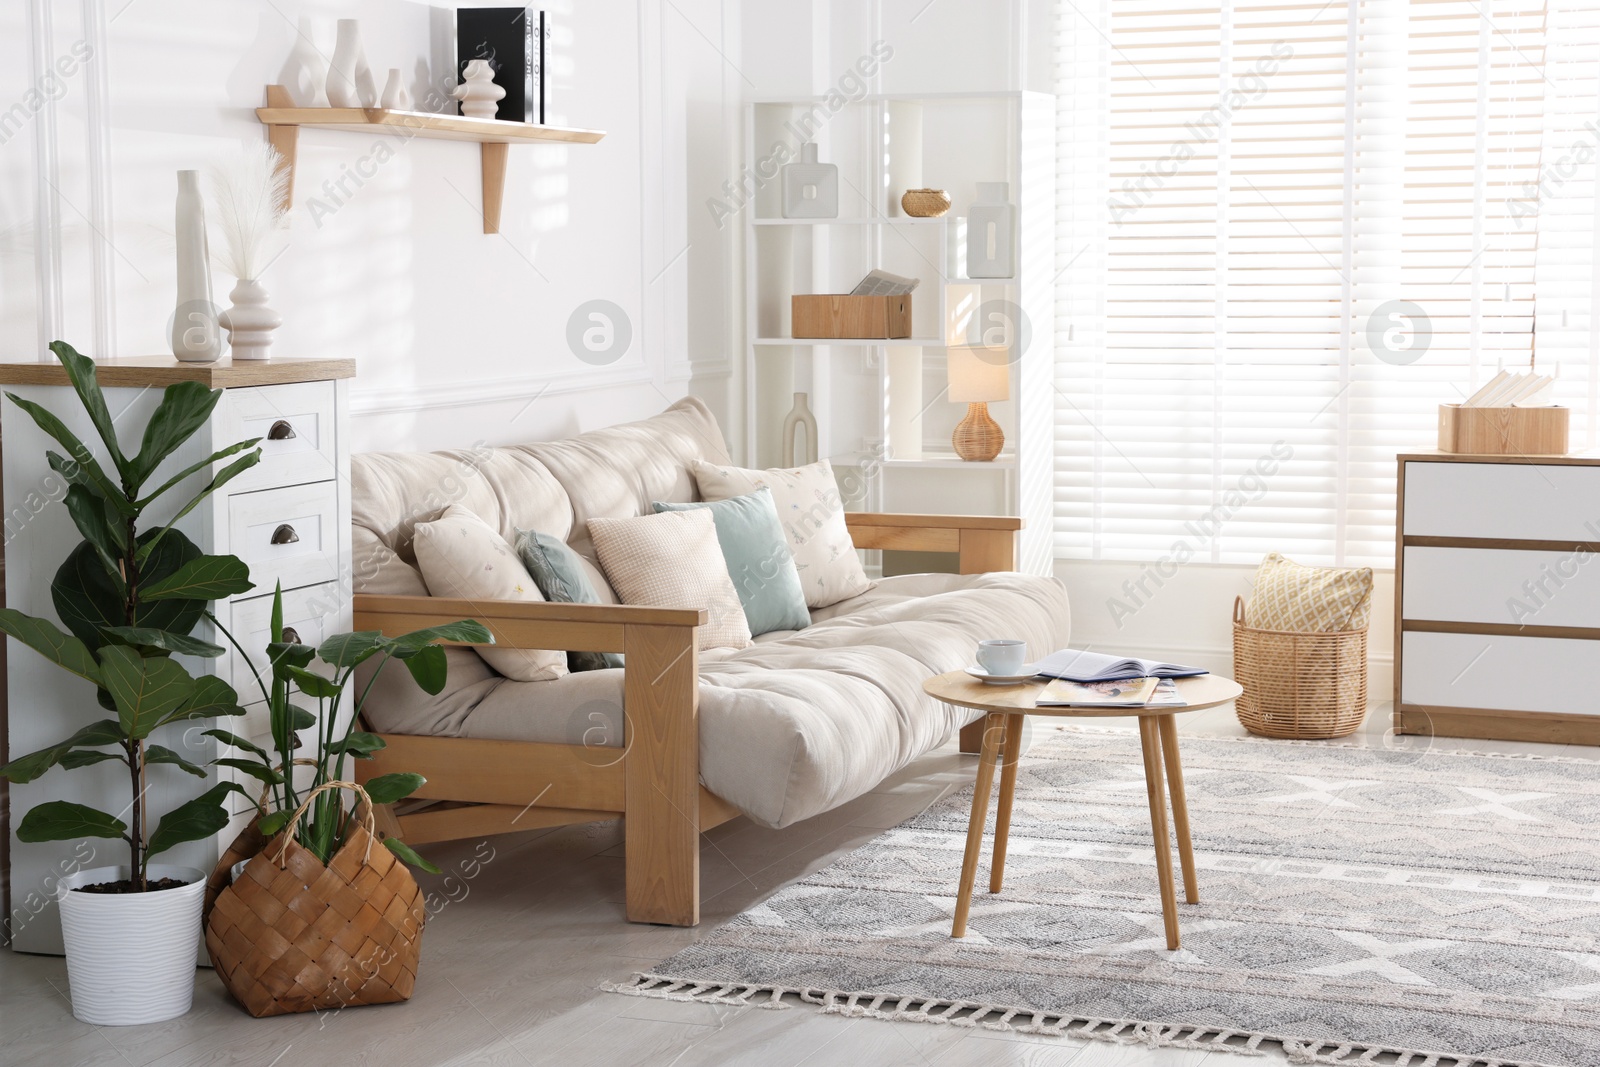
<box><xmin>202</xmin><ymin>781</ymin><xmax>426</xmax><ymax>1017</ymax></box>
<box><xmin>1233</xmin><ymin>597</ymin><xmax>1369</xmax><ymax>740</ymax></box>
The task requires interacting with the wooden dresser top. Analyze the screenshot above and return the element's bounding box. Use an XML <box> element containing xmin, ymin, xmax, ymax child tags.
<box><xmin>0</xmin><ymin>357</ymin><xmax>355</xmax><ymax>389</ymax></box>
<box><xmin>1397</xmin><ymin>449</ymin><xmax>1600</xmax><ymax>467</ymax></box>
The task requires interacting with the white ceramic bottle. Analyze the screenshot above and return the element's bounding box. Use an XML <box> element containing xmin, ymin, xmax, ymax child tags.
<box><xmin>966</xmin><ymin>181</ymin><xmax>1015</xmax><ymax>279</ymax></box>
<box><xmin>781</xmin><ymin>143</ymin><xmax>839</xmax><ymax>219</ymax></box>
<box><xmin>171</xmin><ymin>170</ymin><xmax>221</xmax><ymax>363</ymax></box>
<box><xmin>326</xmin><ymin>19</ymin><xmax>375</xmax><ymax>107</ymax></box>
<box><xmin>282</xmin><ymin>15</ymin><xmax>328</xmax><ymax>107</ymax></box>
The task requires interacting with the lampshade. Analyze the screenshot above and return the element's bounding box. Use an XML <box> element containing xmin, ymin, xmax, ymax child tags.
<box><xmin>947</xmin><ymin>346</ymin><xmax>1010</xmax><ymax>403</ymax></box>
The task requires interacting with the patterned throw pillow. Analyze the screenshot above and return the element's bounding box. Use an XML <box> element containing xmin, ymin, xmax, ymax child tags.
<box><xmin>1246</xmin><ymin>552</ymin><xmax>1374</xmax><ymax>632</ymax></box>
<box><xmin>653</xmin><ymin>488</ymin><xmax>811</xmax><ymax>636</ymax></box>
<box><xmin>412</xmin><ymin>505</ymin><xmax>567</xmax><ymax>682</ymax></box>
<box><xmin>689</xmin><ymin>458</ymin><xmax>873</xmax><ymax>610</ymax></box>
<box><xmin>589</xmin><ymin>508</ymin><xmax>752</xmax><ymax>652</ymax></box>
<box><xmin>513</xmin><ymin>527</ymin><xmax>624</xmax><ymax>672</ymax></box>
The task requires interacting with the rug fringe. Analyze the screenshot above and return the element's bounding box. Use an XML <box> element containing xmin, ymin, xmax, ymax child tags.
<box><xmin>604</xmin><ymin>973</ymin><xmax>1558</xmax><ymax>1067</ymax></box>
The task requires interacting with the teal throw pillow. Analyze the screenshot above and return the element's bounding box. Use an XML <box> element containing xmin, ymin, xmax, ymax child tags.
<box><xmin>513</xmin><ymin>527</ymin><xmax>624</xmax><ymax>672</ymax></box>
<box><xmin>653</xmin><ymin>488</ymin><xmax>810</xmax><ymax>636</ymax></box>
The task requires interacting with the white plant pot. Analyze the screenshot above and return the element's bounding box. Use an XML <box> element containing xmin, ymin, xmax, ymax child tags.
<box><xmin>56</xmin><ymin>864</ymin><xmax>205</xmax><ymax>1026</ymax></box>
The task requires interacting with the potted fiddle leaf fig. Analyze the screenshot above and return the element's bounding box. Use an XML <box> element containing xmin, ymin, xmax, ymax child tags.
<box><xmin>0</xmin><ymin>341</ymin><xmax>260</xmax><ymax>1026</ymax></box>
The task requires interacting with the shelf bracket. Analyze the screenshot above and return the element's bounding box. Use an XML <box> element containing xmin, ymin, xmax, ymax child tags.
<box><xmin>480</xmin><ymin>142</ymin><xmax>509</xmax><ymax>235</ymax></box>
<box><xmin>262</xmin><ymin>84</ymin><xmax>299</xmax><ymax>213</ymax></box>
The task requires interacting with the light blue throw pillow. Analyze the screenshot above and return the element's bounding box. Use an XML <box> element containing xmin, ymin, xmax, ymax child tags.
<box><xmin>653</xmin><ymin>488</ymin><xmax>810</xmax><ymax>636</ymax></box>
<box><xmin>513</xmin><ymin>527</ymin><xmax>624</xmax><ymax>672</ymax></box>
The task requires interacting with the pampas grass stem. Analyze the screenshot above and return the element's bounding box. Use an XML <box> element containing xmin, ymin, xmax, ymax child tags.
<box><xmin>207</xmin><ymin>143</ymin><xmax>289</xmax><ymax>281</ymax></box>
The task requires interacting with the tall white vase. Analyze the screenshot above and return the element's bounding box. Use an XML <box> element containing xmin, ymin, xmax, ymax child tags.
<box><xmin>282</xmin><ymin>15</ymin><xmax>328</xmax><ymax>107</ymax></box>
<box><xmin>57</xmin><ymin>865</ymin><xmax>206</xmax><ymax>1026</ymax></box>
<box><xmin>781</xmin><ymin>392</ymin><xmax>819</xmax><ymax>467</ymax></box>
<box><xmin>966</xmin><ymin>181</ymin><xmax>1015</xmax><ymax>279</ymax></box>
<box><xmin>327</xmin><ymin>19</ymin><xmax>376</xmax><ymax>107</ymax></box>
<box><xmin>171</xmin><ymin>170</ymin><xmax>221</xmax><ymax>363</ymax></box>
<box><xmin>219</xmin><ymin>278</ymin><xmax>282</xmax><ymax>361</ymax></box>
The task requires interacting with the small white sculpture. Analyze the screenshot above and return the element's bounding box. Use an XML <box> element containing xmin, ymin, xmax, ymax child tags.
<box><xmin>380</xmin><ymin>68</ymin><xmax>410</xmax><ymax>110</ymax></box>
<box><xmin>453</xmin><ymin>59</ymin><xmax>505</xmax><ymax>119</ymax></box>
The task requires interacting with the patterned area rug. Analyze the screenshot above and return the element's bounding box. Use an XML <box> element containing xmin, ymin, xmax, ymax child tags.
<box><xmin>609</xmin><ymin>726</ymin><xmax>1600</xmax><ymax>1067</ymax></box>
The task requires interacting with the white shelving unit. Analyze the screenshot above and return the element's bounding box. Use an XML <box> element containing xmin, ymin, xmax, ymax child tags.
<box><xmin>743</xmin><ymin>91</ymin><xmax>1054</xmax><ymax>575</ymax></box>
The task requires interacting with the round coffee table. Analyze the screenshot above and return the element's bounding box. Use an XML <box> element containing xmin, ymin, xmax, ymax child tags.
<box><xmin>923</xmin><ymin>671</ymin><xmax>1243</xmax><ymax>950</ymax></box>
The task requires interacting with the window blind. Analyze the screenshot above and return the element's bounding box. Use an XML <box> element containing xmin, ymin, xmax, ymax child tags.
<box><xmin>1054</xmin><ymin>0</ymin><xmax>1600</xmax><ymax>568</ymax></box>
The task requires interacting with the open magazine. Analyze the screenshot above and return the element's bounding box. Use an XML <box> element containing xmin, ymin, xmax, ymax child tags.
<box><xmin>1036</xmin><ymin>677</ymin><xmax>1188</xmax><ymax>708</ymax></box>
<box><xmin>1033</xmin><ymin>648</ymin><xmax>1207</xmax><ymax>684</ymax></box>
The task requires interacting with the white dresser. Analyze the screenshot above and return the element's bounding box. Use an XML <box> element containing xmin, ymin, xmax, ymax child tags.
<box><xmin>1</xmin><ymin>357</ymin><xmax>353</xmax><ymax>954</ymax></box>
<box><xmin>1395</xmin><ymin>451</ymin><xmax>1600</xmax><ymax>744</ymax></box>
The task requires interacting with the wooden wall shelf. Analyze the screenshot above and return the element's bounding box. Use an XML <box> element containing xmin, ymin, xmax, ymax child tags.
<box><xmin>257</xmin><ymin>85</ymin><xmax>605</xmax><ymax>234</ymax></box>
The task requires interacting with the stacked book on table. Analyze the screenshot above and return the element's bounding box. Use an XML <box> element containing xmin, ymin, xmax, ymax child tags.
<box><xmin>1031</xmin><ymin>649</ymin><xmax>1206</xmax><ymax>708</ymax></box>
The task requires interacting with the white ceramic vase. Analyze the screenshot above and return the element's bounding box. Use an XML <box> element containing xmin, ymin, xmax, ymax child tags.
<box><xmin>966</xmin><ymin>181</ymin><xmax>1015</xmax><ymax>279</ymax></box>
<box><xmin>781</xmin><ymin>143</ymin><xmax>839</xmax><ymax>219</ymax></box>
<box><xmin>453</xmin><ymin>59</ymin><xmax>505</xmax><ymax>119</ymax></box>
<box><xmin>219</xmin><ymin>278</ymin><xmax>283</xmax><ymax>361</ymax></box>
<box><xmin>171</xmin><ymin>171</ymin><xmax>221</xmax><ymax>363</ymax></box>
<box><xmin>781</xmin><ymin>392</ymin><xmax>819</xmax><ymax>466</ymax></box>
<box><xmin>327</xmin><ymin>19</ymin><xmax>376</xmax><ymax>107</ymax></box>
<box><xmin>57</xmin><ymin>864</ymin><xmax>206</xmax><ymax>1026</ymax></box>
<box><xmin>380</xmin><ymin>68</ymin><xmax>411</xmax><ymax>110</ymax></box>
<box><xmin>282</xmin><ymin>15</ymin><xmax>328</xmax><ymax>107</ymax></box>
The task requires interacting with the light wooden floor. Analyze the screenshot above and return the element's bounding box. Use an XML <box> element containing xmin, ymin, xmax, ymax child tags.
<box><xmin>2</xmin><ymin>701</ymin><xmax>1576</xmax><ymax>1067</ymax></box>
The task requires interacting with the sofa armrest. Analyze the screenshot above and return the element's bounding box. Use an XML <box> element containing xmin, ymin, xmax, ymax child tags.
<box><xmin>845</xmin><ymin>512</ymin><xmax>1022</xmax><ymax>574</ymax></box>
<box><xmin>353</xmin><ymin>593</ymin><xmax>703</xmax><ymax>654</ymax></box>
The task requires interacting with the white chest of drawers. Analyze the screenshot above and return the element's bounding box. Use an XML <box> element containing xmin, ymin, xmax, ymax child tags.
<box><xmin>1395</xmin><ymin>451</ymin><xmax>1600</xmax><ymax>744</ymax></box>
<box><xmin>1</xmin><ymin>357</ymin><xmax>353</xmax><ymax>954</ymax></box>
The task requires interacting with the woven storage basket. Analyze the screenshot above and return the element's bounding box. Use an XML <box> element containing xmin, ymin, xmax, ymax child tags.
<box><xmin>901</xmin><ymin>188</ymin><xmax>951</xmax><ymax>217</ymax></box>
<box><xmin>1232</xmin><ymin>596</ymin><xmax>1368</xmax><ymax>739</ymax></box>
<box><xmin>203</xmin><ymin>781</ymin><xmax>426</xmax><ymax>1017</ymax></box>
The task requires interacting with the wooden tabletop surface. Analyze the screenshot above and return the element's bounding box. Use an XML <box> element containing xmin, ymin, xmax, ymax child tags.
<box><xmin>923</xmin><ymin>671</ymin><xmax>1243</xmax><ymax>718</ymax></box>
<box><xmin>0</xmin><ymin>356</ymin><xmax>356</xmax><ymax>388</ymax></box>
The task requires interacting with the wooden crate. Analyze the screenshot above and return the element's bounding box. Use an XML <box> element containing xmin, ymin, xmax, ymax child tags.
<box><xmin>791</xmin><ymin>294</ymin><xmax>912</xmax><ymax>339</ymax></box>
<box><xmin>1437</xmin><ymin>403</ymin><xmax>1569</xmax><ymax>455</ymax></box>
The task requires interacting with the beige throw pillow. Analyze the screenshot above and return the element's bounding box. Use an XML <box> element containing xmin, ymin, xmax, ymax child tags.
<box><xmin>1247</xmin><ymin>552</ymin><xmax>1374</xmax><ymax>632</ymax></box>
<box><xmin>412</xmin><ymin>505</ymin><xmax>567</xmax><ymax>682</ymax></box>
<box><xmin>690</xmin><ymin>458</ymin><xmax>873</xmax><ymax>609</ymax></box>
<box><xmin>590</xmin><ymin>509</ymin><xmax>752</xmax><ymax>651</ymax></box>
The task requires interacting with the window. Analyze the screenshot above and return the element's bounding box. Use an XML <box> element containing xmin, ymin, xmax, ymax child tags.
<box><xmin>1054</xmin><ymin>0</ymin><xmax>1600</xmax><ymax>567</ymax></box>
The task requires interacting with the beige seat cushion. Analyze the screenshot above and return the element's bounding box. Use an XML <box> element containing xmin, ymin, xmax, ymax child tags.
<box><xmin>412</xmin><ymin>505</ymin><xmax>567</xmax><ymax>682</ymax></box>
<box><xmin>1246</xmin><ymin>552</ymin><xmax>1374</xmax><ymax>632</ymax></box>
<box><xmin>590</xmin><ymin>509</ymin><xmax>751</xmax><ymax>651</ymax></box>
<box><xmin>690</xmin><ymin>458</ymin><xmax>873</xmax><ymax>609</ymax></box>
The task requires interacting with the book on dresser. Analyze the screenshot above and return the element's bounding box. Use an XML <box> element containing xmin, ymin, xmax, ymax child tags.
<box><xmin>1394</xmin><ymin>450</ymin><xmax>1600</xmax><ymax>745</ymax></box>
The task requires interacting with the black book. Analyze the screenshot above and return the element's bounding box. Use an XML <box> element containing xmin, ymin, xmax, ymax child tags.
<box><xmin>456</xmin><ymin>7</ymin><xmax>541</xmax><ymax>124</ymax></box>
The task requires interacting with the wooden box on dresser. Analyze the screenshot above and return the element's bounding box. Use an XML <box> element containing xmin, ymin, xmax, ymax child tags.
<box><xmin>1395</xmin><ymin>450</ymin><xmax>1600</xmax><ymax>744</ymax></box>
<box><xmin>1</xmin><ymin>357</ymin><xmax>353</xmax><ymax>954</ymax></box>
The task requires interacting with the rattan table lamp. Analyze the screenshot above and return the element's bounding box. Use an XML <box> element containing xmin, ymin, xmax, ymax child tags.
<box><xmin>948</xmin><ymin>346</ymin><xmax>1009</xmax><ymax>461</ymax></box>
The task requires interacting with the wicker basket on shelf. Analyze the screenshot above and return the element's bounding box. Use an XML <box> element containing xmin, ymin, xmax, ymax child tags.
<box><xmin>901</xmin><ymin>188</ymin><xmax>952</xmax><ymax>217</ymax></box>
<box><xmin>1232</xmin><ymin>596</ymin><xmax>1368</xmax><ymax>739</ymax></box>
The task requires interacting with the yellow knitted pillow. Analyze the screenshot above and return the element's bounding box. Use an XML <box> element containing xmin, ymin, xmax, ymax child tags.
<box><xmin>1246</xmin><ymin>552</ymin><xmax>1373</xmax><ymax>632</ymax></box>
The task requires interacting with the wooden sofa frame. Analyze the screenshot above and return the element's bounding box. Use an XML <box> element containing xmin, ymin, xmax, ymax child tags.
<box><xmin>355</xmin><ymin>512</ymin><xmax>1022</xmax><ymax>927</ymax></box>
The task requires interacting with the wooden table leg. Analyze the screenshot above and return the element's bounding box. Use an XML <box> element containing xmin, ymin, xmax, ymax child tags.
<box><xmin>952</xmin><ymin>712</ymin><xmax>1004</xmax><ymax>938</ymax></box>
<box><xmin>1137</xmin><ymin>716</ymin><xmax>1181</xmax><ymax>950</ymax></box>
<box><xmin>1158</xmin><ymin>714</ymin><xmax>1198</xmax><ymax>905</ymax></box>
<box><xmin>989</xmin><ymin>713</ymin><xmax>1025</xmax><ymax>894</ymax></box>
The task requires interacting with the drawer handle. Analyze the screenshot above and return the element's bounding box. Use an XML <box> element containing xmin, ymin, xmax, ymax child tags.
<box><xmin>267</xmin><ymin>420</ymin><xmax>297</xmax><ymax>441</ymax></box>
<box><xmin>271</xmin><ymin>523</ymin><xmax>300</xmax><ymax>545</ymax></box>
<box><xmin>281</xmin><ymin>626</ymin><xmax>302</xmax><ymax>645</ymax></box>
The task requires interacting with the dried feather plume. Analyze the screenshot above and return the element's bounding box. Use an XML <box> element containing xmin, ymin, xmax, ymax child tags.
<box><xmin>207</xmin><ymin>142</ymin><xmax>290</xmax><ymax>281</ymax></box>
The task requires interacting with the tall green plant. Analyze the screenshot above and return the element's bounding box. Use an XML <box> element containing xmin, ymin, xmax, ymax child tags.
<box><xmin>0</xmin><ymin>341</ymin><xmax>260</xmax><ymax>890</ymax></box>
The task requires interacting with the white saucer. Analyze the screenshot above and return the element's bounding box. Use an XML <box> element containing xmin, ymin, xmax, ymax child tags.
<box><xmin>963</xmin><ymin>665</ymin><xmax>1040</xmax><ymax>686</ymax></box>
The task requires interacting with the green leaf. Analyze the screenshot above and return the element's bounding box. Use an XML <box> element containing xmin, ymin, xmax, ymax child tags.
<box><xmin>17</xmin><ymin>800</ymin><xmax>127</xmax><ymax>843</ymax></box>
<box><xmin>282</xmin><ymin>665</ymin><xmax>339</xmax><ymax>699</ymax></box>
<box><xmin>97</xmin><ymin>644</ymin><xmax>196</xmax><ymax>740</ymax></box>
<box><xmin>136</xmin><ymin>451</ymin><xmax>262</xmax><ymax>564</ymax></box>
<box><xmin>62</xmin><ymin>484</ymin><xmax>126</xmax><ymax>587</ymax></box>
<box><xmin>215</xmin><ymin>757</ymin><xmax>282</xmax><ymax>786</ymax></box>
<box><xmin>269</xmin><ymin>701</ymin><xmax>317</xmax><ymax>742</ymax></box>
<box><xmin>59</xmin><ymin>748</ymin><xmax>125</xmax><ymax>770</ymax></box>
<box><xmin>145</xmin><ymin>783</ymin><xmax>241</xmax><ymax>862</ymax></box>
<box><xmin>328</xmin><ymin>731</ymin><xmax>386</xmax><ymax>759</ymax></box>
<box><xmin>0</xmin><ymin>608</ymin><xmax>101</xmax><ymax>685</ymax></box>
<box><xmin>7</xmin><ymin>397</ymin><xmax>132</xmax><ymax>515</ymax></box>
<box><xmin>0</xmin><ymin>719</ymin><xmax>123</xmax><ymax>783</ymax></box>
<box><xmin>53</xmin><ymin>528</ymin><xmax>206</xmax><ymax>652</ymax></box>
<box><xmin>363</xmin><ymin>772</ymin><xmax>425</xmax><ymax>805</ymax></box>
<box><xmin>136</xmin><ymin>437</ymin><xmax>261</xmax><ymax>509</ymax></box>
<box><xmin>102</xmin><ymin>626</ymin><xmax>225</xmax><ymax>659</ymax></box>
<box><xmin>146</xmin><ymin>744</ymin><xmax>206</xmax><ymax>777</ymax></box>
<box><xmin>138</xmin><ymin>554</ymin><xmax>253</xmax><ymax>603</ymax></box>
<box><xmin>382</xmin><ymin>837</ymin><xmax>442</xmax><ymax>875</ymax></box>
<box><xmin>268</xmin><ymin>641</ymin><xmax>316</xmax><ymax>678</ymax></box>
<box><xmin>258</xmin><ymin>809</ymin><xmax>290</xmax><ymax>836</ymax></box>
<box><xmin>127</xmin><ymin>380</ymin><xmax>223</xmax><ymax>490</ymax></box>
<box><xmin>157</xmin><ymin>675</ymin><xmax>246</xmax><ymax>728</ymax></box>
<box><xmin>203</xmin><ymin>728</ymin><xmax>268</xmax><ymax>761</ymax></box>
<box><xmin>48</xmin><ymin>340</ymin><xmax>130</xmax><ymax>483</ymax></box>
<box><xmin>400</xmin><ymin>644</ymin><xmax>448</xmax><ymax>695</ymax></box>
<box><xmin>390</xmin><ymin>620</ymin><xmax>494</xmax><ymax>655</ymax></box>
<box><xmin>317</xmin><ymin>631</ymin><xmax>390</xmax><ymax>670</ymax></box>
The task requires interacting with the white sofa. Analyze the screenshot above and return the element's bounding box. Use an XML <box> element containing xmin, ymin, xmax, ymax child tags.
<box><xmin>349</xmin><ymin>397</ymin><xmax>1071</xmax><ymax>923</ymax></box>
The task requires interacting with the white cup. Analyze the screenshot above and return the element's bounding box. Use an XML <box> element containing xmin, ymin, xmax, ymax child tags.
<box><xmin>976</xmin><ymin>639</ymin><xmax>1027</xmax><ymax>676</ymax></box>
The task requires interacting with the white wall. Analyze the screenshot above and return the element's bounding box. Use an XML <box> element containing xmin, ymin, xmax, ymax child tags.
<box><xmin>0</xmin><ymin>0</ymin><xmax>740</xmax><ymax>453</ymax></box>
